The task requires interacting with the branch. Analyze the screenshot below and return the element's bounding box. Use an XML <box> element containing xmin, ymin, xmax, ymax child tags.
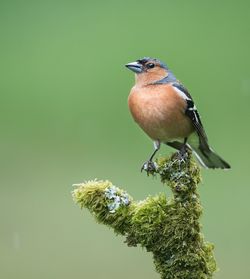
<box><xmin>72</xmin><ymin>151</ymin><xmax>217</xmax><ymax>279</ymax></box>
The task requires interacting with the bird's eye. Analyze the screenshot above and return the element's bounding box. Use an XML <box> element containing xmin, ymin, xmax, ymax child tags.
<box><xmin>147</xmin><ymin>63</ymin><xmax>155</xmax><ymax>69</ymax></box>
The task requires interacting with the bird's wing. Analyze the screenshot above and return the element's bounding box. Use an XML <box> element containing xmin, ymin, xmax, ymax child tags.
<box><xmin>172</xmin><ymin>82</ymin><xmax>209</xmax><ymax>150</ymax></box>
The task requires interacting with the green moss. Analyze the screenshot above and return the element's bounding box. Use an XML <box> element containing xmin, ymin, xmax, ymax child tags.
<box><xmin>72</xmin><ymin>152</ymin><xmax>217</xmax><ymax>278</ymax></box>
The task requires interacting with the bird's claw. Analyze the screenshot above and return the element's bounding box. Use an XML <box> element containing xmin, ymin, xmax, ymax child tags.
<box><xmin>141</xmin><ymin>160</ymin><xmax>157</xmax><ymax>174</ymax></box>
<box><xmin>175</xmin><ymin>147</ymin><xmax>189</xmax><ymax>168</ymax></box>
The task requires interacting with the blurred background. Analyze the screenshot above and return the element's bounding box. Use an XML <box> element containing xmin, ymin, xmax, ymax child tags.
<box><xmin>0</xmin><ymin>0</ymin><xmax>249</xmax><ymax>278</ymax></box>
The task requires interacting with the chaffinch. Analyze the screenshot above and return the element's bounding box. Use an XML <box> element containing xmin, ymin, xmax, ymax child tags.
<box><xmin>125</xmin><ymin>57</ymin><xmax>230</xmax><ymax>170</ymax></box>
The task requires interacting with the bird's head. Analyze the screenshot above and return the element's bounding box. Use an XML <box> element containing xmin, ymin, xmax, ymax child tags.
<box><xmin>125</xmin><ymin>57</ymin><xmax>170</xmax><ymax>86</ymax></box>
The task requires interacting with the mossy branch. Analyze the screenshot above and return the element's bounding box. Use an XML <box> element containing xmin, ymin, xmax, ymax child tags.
<box><xmin>72</xmin><ymin>152</ymin><xmax>216</xmax><ymax>279</ymax></box>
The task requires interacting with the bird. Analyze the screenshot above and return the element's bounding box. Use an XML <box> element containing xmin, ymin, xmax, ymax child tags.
<box><xmin>125</xmin><ymin>57</ymin><xmax>230</xmax><ymax>170</ymax></box>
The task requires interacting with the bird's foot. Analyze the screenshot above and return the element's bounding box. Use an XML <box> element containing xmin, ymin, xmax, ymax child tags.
<box><xmin>141</xmin><ymin>160</ymin><xmax>157</xmax><ymax>174</ymax></box>
<box><xmin>174</xmin><ymin>146</ymin><xmax>189</xmax><ymax>168</ymax></box>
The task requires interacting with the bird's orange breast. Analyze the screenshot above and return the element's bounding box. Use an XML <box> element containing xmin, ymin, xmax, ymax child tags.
<box><xmin>128</xmin><ymin>84</ymin><xmax>194</xmax><ymax>141</ymax></box>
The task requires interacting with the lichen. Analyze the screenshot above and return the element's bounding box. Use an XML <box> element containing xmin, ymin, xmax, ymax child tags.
<box><xmin>72</xmin><ymin>152</ymin><xmax>217</xmax><ymax>278</ymax></box>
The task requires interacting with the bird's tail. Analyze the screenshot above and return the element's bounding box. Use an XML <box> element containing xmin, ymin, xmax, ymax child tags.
<box><xmin>189</xmin><ymin>143</ymin><xmax>230</xmax><ymax>169</ymax></box>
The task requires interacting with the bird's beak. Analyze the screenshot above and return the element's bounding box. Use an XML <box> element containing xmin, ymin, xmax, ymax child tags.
<box><xmin>125</xmin><ymin>61</ymin><xmax>143</xmax><ymax>73</ymax></box>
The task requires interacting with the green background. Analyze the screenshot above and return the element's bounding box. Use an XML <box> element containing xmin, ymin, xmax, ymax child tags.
<box><xmin>1</xmin><ymin>1</ymin><xmax>249</xmax><ymax>278</ymax></box>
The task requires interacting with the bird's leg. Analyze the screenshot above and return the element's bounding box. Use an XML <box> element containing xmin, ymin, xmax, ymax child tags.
<box><xmin>141</xmin><ymin>140</ymin><xmax>161</xmax><ymax>173</ymax></box>
<box><xmin>176</xmin><ymin>137</ymin><xmax>189</xmax><ymax>164</ymax></box>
